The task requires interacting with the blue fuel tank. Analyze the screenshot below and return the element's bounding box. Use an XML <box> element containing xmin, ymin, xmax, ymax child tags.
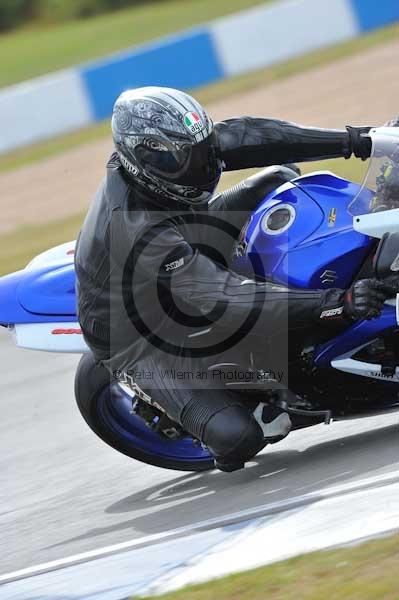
<box><xmin>233</xmin><ymin>172</ymin><xmax>374</xmax><ymax>290</ymax></box>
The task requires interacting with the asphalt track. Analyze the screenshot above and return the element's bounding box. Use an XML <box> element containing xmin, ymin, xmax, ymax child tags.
<box><xmin>1</xmin><ymin>328</ymin><xmax>398</xmax><ymax>578</ymax></box>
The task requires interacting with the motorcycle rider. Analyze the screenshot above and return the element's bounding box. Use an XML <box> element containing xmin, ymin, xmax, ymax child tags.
<box><xmin>75</xmin><ymin>86</ymin><xmax>396</xmax><ymax>472</ymax></box>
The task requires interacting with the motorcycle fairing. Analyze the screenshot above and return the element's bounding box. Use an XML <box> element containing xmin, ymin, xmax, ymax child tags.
<box><xmin>313</xmin><ymin>305</ymin><xmax>397</xmax><ymax>368</ymax></box>
<box><xmin>0</xmin><ymin>242</ymin><xmax>76</xmax><ymax>326</ymax></box>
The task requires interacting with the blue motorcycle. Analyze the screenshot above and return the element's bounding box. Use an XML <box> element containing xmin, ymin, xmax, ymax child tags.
<box><xmin>1</xmin><ymin>127</ymin><xmax>398</xmax><ymax>471</ymax></box>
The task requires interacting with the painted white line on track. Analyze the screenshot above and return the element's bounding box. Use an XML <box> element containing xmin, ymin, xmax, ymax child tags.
<box><xmin>259</xmin><ymin>468</ymin><xmax>286</xmax><ymax>478</ymax></box>
<box><xmin>295</xmin><ymin>470</ymin><xmax>353</xmax><ymax>491</ymax></box>
<box><xmin>0</xmin><ymin>470</ymin><xmax>397</xmax><ymax>586</ymax></box>
<box><xmin>263</xmin><ymin>487</ymin><xmax>285</xmax><ymax>496</ymax></box>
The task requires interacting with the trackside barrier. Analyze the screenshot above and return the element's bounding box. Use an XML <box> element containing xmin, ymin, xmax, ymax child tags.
<box><xmin>0</xmin><ymin>0</ymin><xmax>398</xmax><ymax>154</ymax></box>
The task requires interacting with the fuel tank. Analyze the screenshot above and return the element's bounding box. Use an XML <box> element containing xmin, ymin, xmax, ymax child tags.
<box><xmin>233</xmin><ymin>172</ymin><xmax>374</xmax><ymax>289</ymax></box>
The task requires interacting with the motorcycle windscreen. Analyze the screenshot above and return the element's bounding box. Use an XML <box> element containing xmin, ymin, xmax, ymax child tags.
<box><xmin>349</xmin><ymin>126</ymin><xmax>399</xmax><ymax>216</ymax></box>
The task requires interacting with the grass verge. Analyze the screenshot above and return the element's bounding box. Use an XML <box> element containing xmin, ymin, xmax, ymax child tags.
<box><xmin>136</xmin><ymin>533</ymin><xmax>399</xmax><ymax>600</ymax></box>
<box><xmin>0</xmin><ymin>156</ymin><xmax>364</xmax><ymax>277</ymax></box>
<box><xmin>0</xmin><ymin>212</ymin><xmax>84</xmax><ymax>277</ymax></box>
<box><xmin>0</xmin><ymin>0</ymin><xmax>268</xmax><ymax>89</ymax></box>
<box><xmin>0</xmin><ymin>22</ymin><xmax>397</xmax><ymax>174</ymax></box>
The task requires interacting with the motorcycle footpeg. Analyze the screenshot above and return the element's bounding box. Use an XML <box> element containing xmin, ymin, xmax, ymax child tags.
<box><xmin>286</xmin><ymin>406</ymin><xmax>332</xmax><ymax>425</ymax></box>
<box><xmin>271</xmin><ymin>391</ymin><xmax>332</xmax><ymax>425</ymax></box>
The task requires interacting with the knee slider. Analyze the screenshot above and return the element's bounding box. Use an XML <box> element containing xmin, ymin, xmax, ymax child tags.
<box><xmin>203</xmin><ymin>405</ymin><xmax>264</xmax><ymax>463</ymax></box>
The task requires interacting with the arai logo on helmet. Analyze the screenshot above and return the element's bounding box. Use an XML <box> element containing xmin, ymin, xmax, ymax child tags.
<box><xmin>184</xmin><ymin>111</ymin><xmax>205</xmax><ymax>135</ymax></box>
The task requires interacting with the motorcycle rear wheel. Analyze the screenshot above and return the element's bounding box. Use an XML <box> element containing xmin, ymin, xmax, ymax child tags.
<box><xmin>74</xmin><ymin>353</ymin><xmax>214</xmax><ymax>472</ymax></box>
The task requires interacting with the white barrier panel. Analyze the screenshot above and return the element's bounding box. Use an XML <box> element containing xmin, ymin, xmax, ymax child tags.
<box><xmin>211</xmin><ymin>0</ymin><xmax>359</xmax><ymax>77</ymax></box>
<box><xmin>0</xmin><ymin>69</ymin><xmax>92</xmax><ymax>153</ymax></box>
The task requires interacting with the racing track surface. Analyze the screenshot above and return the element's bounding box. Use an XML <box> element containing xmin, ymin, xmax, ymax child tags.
<box><xmin>1</xmin><ymin>328</ymin><xmax>397</xmax><ymax>577</ymax></box>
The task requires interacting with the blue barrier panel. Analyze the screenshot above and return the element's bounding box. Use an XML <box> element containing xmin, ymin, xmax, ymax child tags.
<box><xmin>81</xmin><ymin>29</ymin><xmax>224</xmax><ymax>122</ymax></box>
<box><xmin>349</xmin><ymin>0</ymin><xmax>399</xmax><ymax>32</ymax></box>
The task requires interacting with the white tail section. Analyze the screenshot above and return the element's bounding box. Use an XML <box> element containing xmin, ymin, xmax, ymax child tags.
<box><xmin>13</xmin><ymin>323</ymin><xmax>89</xmax><ymax>354</ymax></box>
<box><xmin>26</xmin><ymin>240</ymin><xmax>76</xmax><ymax>270</ymax></box>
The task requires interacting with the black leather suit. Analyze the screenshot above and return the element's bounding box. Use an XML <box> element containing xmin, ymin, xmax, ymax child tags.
<box><xmin>75</xmin><ymin>117</ymin><xmax>371</xmax><ymax>469</ymax></box>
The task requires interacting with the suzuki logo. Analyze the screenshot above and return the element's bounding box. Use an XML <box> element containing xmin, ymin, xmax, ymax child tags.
<box><xmin>320</xmin><ymin>270</ymin><xmax>337</xmax><ymax>285</ymax></box>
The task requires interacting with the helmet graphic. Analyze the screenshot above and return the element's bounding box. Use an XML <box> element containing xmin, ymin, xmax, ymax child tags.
<box><xmin>112</xmin><ymin>86</ymin><xmax>223</xmax><ymax>206</ymax></box>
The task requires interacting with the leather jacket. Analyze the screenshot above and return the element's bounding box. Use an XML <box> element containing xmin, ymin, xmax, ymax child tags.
<box><xmin>75</xmin><ymin>117</ymin><xmax>371</xmax><ymax>371</ymax></box>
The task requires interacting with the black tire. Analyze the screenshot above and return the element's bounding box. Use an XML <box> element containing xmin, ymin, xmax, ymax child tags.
<box><xmin>74</xmin><ymin>353</ymin><xmax>214</xmax><ymax>472</ymax></box>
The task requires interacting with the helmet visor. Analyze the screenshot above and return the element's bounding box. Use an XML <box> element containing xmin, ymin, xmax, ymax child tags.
<box><xmin>136</xmin><ymin>132</ymin><xmax>222</xmax><ymax>189</ymax></box>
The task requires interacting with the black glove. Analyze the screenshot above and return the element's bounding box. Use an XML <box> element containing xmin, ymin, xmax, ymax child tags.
<box><xmin>344</xmin><ymin>278</ymin><xmax>399</xmax><ymax>321</ymax></box>
<box><xmin>316</xmin><ymin>278</ymin><xmax>399</xmax><ymax>325</ymax></box>
<box><xmin>346</xmin><ymin>126</ymin><xmax>372</xmax><ymax>161</ymax></box>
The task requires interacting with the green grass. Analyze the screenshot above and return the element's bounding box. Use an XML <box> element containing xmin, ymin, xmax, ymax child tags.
<box><xmin>0</xmin><ymin>22</ymin><xmax>397</xmax><ymax>175</ymax></box>
<box><xmin>0</xmin><ymin>156</ymin><xmax>364</xmax><ymax>277</ymax></box>
<box><xmin>136</xmin><ymin>533</ymin><xmax>399</xmax><ymax>600</ymax></box>
<box><xmin>0</xmin><ymin>212</ymin><xmax>85</xmax><ymax>276</ymax></box>
<box><xmin>0</xmin><ymin>0</ymin><xmax>268</xmax><ymax>89</ymax></box>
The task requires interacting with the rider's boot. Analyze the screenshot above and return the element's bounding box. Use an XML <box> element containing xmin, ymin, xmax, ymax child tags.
<box><xmin>252</xmin><ymin>403</ymin><xmax>292</xmax><ymax>444</ymax></box>
<box><xmin>213</xmin><ymin>406</ymin><xmax>292</xmax><ymax>473</ymax></box>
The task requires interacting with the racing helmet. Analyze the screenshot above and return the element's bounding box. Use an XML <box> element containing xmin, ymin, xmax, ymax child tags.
<box><xmin>112</xmin><ymin>86</ymin><xmax>223</xmax><ymax>206</ymax></box>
